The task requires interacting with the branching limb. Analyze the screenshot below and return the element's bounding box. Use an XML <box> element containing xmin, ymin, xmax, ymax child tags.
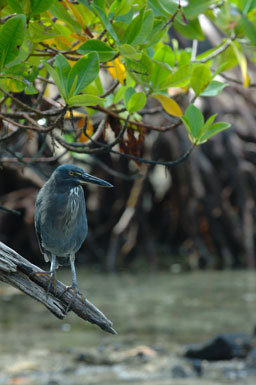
<box><xmin>110</xmin><ymin>143</ymin><xmax>195</xmax><ymax>167</ymax></box>
<box><xmin>0</xmin><ymin>241</ymin><xmax>117</xmax><ymax>335</ymax></box>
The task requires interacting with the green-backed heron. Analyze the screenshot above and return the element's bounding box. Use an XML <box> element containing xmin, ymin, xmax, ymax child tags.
<box><xmin>34</xmin><ymin>164</ymin><xmax>113</xmax><ymax>298</ymax></box>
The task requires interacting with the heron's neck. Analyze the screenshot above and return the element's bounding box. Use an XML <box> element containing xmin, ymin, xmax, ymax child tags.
<box><xmin>52</xmin><ymin>176</ymin><xmax>79</xmax><ymax>194</ymax></box>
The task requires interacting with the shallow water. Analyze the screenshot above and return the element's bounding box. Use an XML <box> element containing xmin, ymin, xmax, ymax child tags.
<box><xmin>1</xmin><ymin>270</ymin><xmax>256</xmax><ymax>384</ymax></box>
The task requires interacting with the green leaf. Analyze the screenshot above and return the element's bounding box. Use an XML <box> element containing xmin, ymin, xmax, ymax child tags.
<box><xmin>67</xmin><ymin>52</ymin><xmax>99</xmax><ymax>97</ymax></box>
<box><xmin>158</xmin><ymin>0</ymin><xmax>179</xmax><ymax>14</ymax></box>
<box><xmin>184</xmin><ymin>0</ymin><xmax>212</xmax><ymax>19</ymax></box>
<box><xmin>67</xmin><ymin>94</ymin><xmax>104</xmax><ymax>107</ymax></box>
<box><xmin>132</xmin><ymin>9</ymin><xmax>154</xmax><ymax>46</ymax></box>
<box><xmin>198</xmin><ymin>121</ymin><xmax>231</xmax><ymax>144</ymax></box>
<box><xmin>49</xmin><ymin>0</ymin><xmax>81</xmax><ymax>34</ymax></box>
<box><xmin>78</xmin><ymin>40</ymin><xmax>117</xmax><ymax>62</ymax></box>
<box><xmin>127</xmin><ymin>92</ymin><xmax>146</xmax><ymax>113</ymax></box>
<box><xmin>148</xmin><ymin>0</ymin><xmax>168</xmax><ymax>17</ymax></box>
<box><xmin>202</xmin><ymin>113</ymin><xmax>217</xmax><ymax>132</ymax></box>
<box><xmin>125</xmin><ymin>53</ymin><xmax>153</xmax><ymax>77</ymax></box>
<box><xmin>190</xmin><ymin>64</ymin><xmax>212</xmax><ymax>95</ymax></box>
<box><xmin>120</xmin><ymin>44</ymin><xmax>142</xmax><ymax>60</ymax></box>
<box><xmin>116</xmin><ymin>8</ymin><xmax>134</xmax><ymax>24</ymax></box>
<box><xmin>4</xmin><ymin>36</ymin><xmax>32</xmax><ymax>67</ymax></box>
<box><xmin>124</xmin><ymin>87</ymin><xmax>135</xmax><ymax>109</ymax></box>
<box><xmin>113</xmin><ymin>85</ymin><xmax>128</xmax><ymax>104</ymax></box>
<box><xmin>30</xmin><ymin>0</ymin><xmax>53</xmax><ymax>16</ymax></box>
<box><xmin>151</xmin><ymin>45</ymin><xmax>175</xmax><ymax>88</ymax></box>
<box><xmin>0</xmin><ymin>15</ymin><xmax>26</xmax><ymax>69</ymax></box>
<box><xmin>200</xmin><ymin>81</ymin><xmax>228</xmax><ymax>97</ymax></box>
<box><xmin>92</xmin><ymin>0</ymin><xmax>119</xmax><ymax>42</ymax></box>
<box><xmin>54</xmin><ymin>54</ymin><xmax>71</xmax><ymax>99</ymax></box>
<box><xmin>174</xmin><ymin>18</ymin><xmax>204</xmax><ymax>40</ymax></box>
<box><xmin>240</xmin><ymin>14</ymin><xmax>256</xmax><ymax>45</ymax></box>
<box><xmin>181</xmin><ymin>104</ymin><xmax>204</xmax><ymax>142</ymax></box>
<box><xmin>25</xmin><ymin>83</ymin><xmax>38</xmax><ymax>95</ymax></box>
<box><xmin>159</xmin><ymin>64</ymin><xmax>191</xmax><ymax>89</ymax></box>
<box><xmin>7</xmin><ymin>0</ymin><xmax>23</xmax><ymax>13</ymax></box>
<box><xmin>124</xmin><ymin>7</ymin><xmax>145</xmax><ymax>44</ymax></box>
<box><xmin>144</xmin><ymin>18</ymin><xmax>166</xmax><ymax>47</ymax></box>
<box><xmin>44</xmin><ymin>62</ymin><xmax>66</xmax><ymax>100</ymax></box>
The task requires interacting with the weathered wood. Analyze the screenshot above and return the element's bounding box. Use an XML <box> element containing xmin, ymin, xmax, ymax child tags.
<box><xmin>0</xmin><ymin>241</ymin><xmax>117</xmax><ymax>335</ymax></box>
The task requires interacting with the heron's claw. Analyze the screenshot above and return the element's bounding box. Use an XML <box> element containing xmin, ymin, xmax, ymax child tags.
<box><xmin>60</xmin><ymin>285</ymin><xmax>86</xmax><ymax>314</ymax></box>
<box><xmin>29</xmin><ymin>271</ymin><xmax>57</xmax><ymax>298</ymax></box>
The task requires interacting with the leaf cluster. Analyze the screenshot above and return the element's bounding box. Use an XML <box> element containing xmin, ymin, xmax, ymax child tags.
<box><xmin>0</xmin><ymin>0</ymin><xmax>255</xmax><ymax>163</ymax></box>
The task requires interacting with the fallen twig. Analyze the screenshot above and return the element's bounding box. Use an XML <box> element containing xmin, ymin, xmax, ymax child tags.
<box><xmin>0</xmin><ymin>241</ymin><xmax>117</xmax><ymax>335</ymax></box>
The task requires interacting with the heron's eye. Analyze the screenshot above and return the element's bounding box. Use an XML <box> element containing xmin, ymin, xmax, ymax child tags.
<box><xmin>69</xmin><ymin>171</ymin><xmax>74</xmax><ymax>176</ymax></box>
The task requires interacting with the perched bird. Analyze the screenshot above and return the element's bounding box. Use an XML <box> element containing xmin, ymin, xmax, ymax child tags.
<box><xmin>34</xmin><ymin>164</ymin><xmax>113</xmax><ymax>298</ymax></box>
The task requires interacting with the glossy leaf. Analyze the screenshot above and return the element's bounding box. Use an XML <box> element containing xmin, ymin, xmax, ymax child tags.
<box><xmin>30</xmin><ymin>0</ymin><xmax>53</xmax><ymax>16</ymax></box>
<box><xmin>127</xmin><ymin>92</ymin><xmax>146</xmax><ymax>113</ymax></box>
<box><xmin>152</xmin><ymin>94</ymin><xmax>183</xmax><ymax>117</ymax></box>
<box><xmin>124</xmin><ymin>87</ymin><xmax>135</xmax><ymax>110</ymax></box>
<box><xmin>198</xmin><ymin>122</ymin><xmax>231</xmax><ymax>144</ymax></box>
<box><xmin>125</xmin><ymin>54</ymin><xmax>153</xmax><ymax>77</ymax></box>
<box><xmin>148</xmin><ymin>0</ymin><xmax>168</xmax><ymax>17</ymax></box>
<box><xmin>0</xmin><ymin>15</ymin><xmax>26</xmax><ymax>69</ymax></box>
<box><xmin>174</xmin><ymin>18</ymin><xmax>204</xmax><ymax>41</ymax></box>
<box><xmin>132</xmin><ymin>9</ymin><xmax>154</xmax><ymax>46</ymax></box>
<box><xmin>67</xmin><ymin>52</ymin><xmax>99</xmax><ymax>97</ymax></box>
<box><xmin>44</xmin><ymin>62</ymin><xmax>66</xmax><ymax>100</ymax></box>
<box><xmin>151</xmin><ymin>45</ymin><xmax>175</xmax><ymax>88</ymax></box>
<box><xmin>160</xmin><ymin>64</ymin><xmax>191</xmax><ymax>89</ymax></box>
<box><xmin>158</xmin><ymin>0</ymin><xmax>178</xmax><ymax>14</ymax></box>
<box><xmin>54</xmin><ymin>54</ymin><xmax>71</xmax><ymax>99</ymax></box>
<box><xmin>67</xmin><ymin>94</ymin><xmax>103</xmax><ymax>107</ymax></box>
<box><xmin>240</xmin><ymin>14</ymin><xmax>256</xmax><ymax>45</ymax></box>
<box><xmin>7</xmin><ymin>0</ymin><xmax>23</xmax><ymax>13</ymax></box>
<box><xmin>92</xmin><ymin>0</ymin><xmax>119</xmax><ymax>42</ymax></box>
<box><xmin>181</xmin><ymin>104</ymin><xmax>204</xmax><ymax>142</ymax></box>
<box><xmin>49</xmin><ymin>0</ymin><xmax>81</xmax><ymax>34</ymax></box>
<box><xmin>190</xmin><ymin>64</ymin><xmax>212</xmax><ymax>95</ymax></box>
<box><xmin>200</xmin><ymin>81</ymin><xmax>228</xmax><ymax>97</ymax></box>
<box><xmin>78</xmin><ymin>40</ymin><xmax>117</xmax><ymax>62</ymax></box>
<box><xmin>124</xmin><ymin>8</ymin><xmax>145</xmax><ymax>44</ymax></box>
<box><xmin>120</xmin><ymin>44</ymin><xmax>142</xmax><ymax>60</ymax></box>
<box><xmin>184</xmin><ymin>0</ymin><xmax>212</xmax><ymax>19</ymax></box>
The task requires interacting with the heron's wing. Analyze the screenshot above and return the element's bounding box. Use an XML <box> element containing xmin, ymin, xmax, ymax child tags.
<box><xmin>34</xmin><ymin>198</ymin><xmax>50</xmax><ymax>262</ymax></box>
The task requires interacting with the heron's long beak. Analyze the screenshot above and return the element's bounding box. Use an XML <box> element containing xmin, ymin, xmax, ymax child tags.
<box><xmin>79</xmin><ymin>173</ymin><xmax>113</xmax><ymax>188</ymax></box>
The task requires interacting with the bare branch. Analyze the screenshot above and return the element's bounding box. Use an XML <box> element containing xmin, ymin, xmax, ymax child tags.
<box><xmin>89</xmin><ymin>104</ymin><xmax>181</xmax><ymax>132</ymax></box>
<box><xmin>0</xmin><ymin>241</ymin><xmax>117</xmax><ymax>335</ymax></box>
<box><xmin>192</xmin><ymin>38</ymin><xmax>233</xmax><ymax>64</ymax></box>
<box><xmin>0</xmin><ymin>205</ymin><xmax>21</xmax><ymax>215</ymax></box>
<box><xmin>53</xmin><ymin>115</ymin><xmax>129</xmax><ymax>153</ymax></box>
<box><xmin>110</xmin><ymin>143</ymin><xmax>196</xmax><ymax>167</ymax></box>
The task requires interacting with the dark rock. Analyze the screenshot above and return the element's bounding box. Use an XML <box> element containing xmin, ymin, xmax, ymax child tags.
<box><xmin>191</xmin><ymin>358</ymin><xmax>203</xmax><ymax>376</ymax></box>
<box><xmin>184</xmin><ymin>333</ymin><xmax>251</xmax><ymax>361</ymax></box>
<box><xmin>246</xmin><ymin>345</ymin><xmax>256</xmax><ymax>368</ymax></box>
<box><xmin>171</xmin><ymin>364</ymin><xmax>189</xmax><ymax>378</ymax></box>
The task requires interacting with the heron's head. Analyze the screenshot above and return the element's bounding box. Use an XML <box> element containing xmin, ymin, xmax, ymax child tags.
<box><xmin>53</xmin><ymin>164</ymin><xmax>113</xmax><ymax>188</ymax></box>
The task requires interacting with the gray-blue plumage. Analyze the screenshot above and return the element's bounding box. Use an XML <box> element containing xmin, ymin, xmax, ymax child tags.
<box><xmin>34</xmin><ymin>163</ymin><xmax>113</xmax><ymax>294</ymax></box>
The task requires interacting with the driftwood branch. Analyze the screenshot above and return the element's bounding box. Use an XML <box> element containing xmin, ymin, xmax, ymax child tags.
<box><xmin>0</xmin><ymin>241</ymin><xmax>117</xmax><ymax>335</ymax></box>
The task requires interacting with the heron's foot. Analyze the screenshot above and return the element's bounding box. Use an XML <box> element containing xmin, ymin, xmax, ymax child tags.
<box><xmin>29</xmin><ymin>270</ymin><xmax>51</xmax><ymax>279</ymax></box>
<box><xmin>60</xmin><ymin>285</ymin><xmax>86</xmax><ymax>314</ymax></box>
<box><xmin>29</xmin><ymin>271</ymin><xmax>57</xmax><ymax>298</ymax></box>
